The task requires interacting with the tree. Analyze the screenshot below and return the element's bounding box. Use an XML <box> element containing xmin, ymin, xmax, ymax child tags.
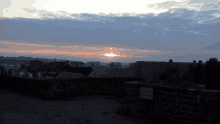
<box><xmin>128</xmin><ymin>62</ymin><xmax>137</xmax><ymax>68</ymax></box>
<box><xmin>182</xmin><ymin>63</ymin><xmax>196</xmax><ymax>82</ymax></box>
<box><xmin>204</xmin><ymin>57</ymin><xmax>220</xmax><ymax>85</ymax></box>
<box><xmin>198</xmin><ymin>60</ymin><xmax>202</xmax><ymax>64</ymax></box>
<box><xmin>169</xmin><ymin>59</ymin><xmax>173</xmax><ymax>62</ymax></box>
<box><xmin>28</xmin><ymin>60</ymin><xmax>44</xmax><ymax>71</ymax></box>
<box><xmin>159</xmin><ymin>65</ymin><xmax>180</xmax><ymax>81</ymax></box>
<box><xmin>71</xmin><ymin>61</ymin><xmax>86</xmax><ymax>67</ymax></box>
<box><xmin>194</xmin><ymin>61</ymin><xmax>205</xmax><ymax>84</ymax></box>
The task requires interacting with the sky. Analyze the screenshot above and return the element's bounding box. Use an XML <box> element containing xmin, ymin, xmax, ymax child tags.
<box><xmin>0</xmin><ymin>0</ymin><xmax>220</xmax><ymax>63</ymax></box>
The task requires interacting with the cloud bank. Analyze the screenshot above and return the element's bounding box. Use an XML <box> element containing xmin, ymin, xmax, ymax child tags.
<box><xmin>1</xmin><ymin>0</ymin><xmax>220</xmax><ymax>22</ymax></box>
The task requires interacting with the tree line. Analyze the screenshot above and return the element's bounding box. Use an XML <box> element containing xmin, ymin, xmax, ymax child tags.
<box><xmin>158</xmin><ymin>58</ymin><xmax>220</xmax><ymax>90</ymax></box>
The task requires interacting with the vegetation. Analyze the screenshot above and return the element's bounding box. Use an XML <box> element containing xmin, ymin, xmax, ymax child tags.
<box><xmin>159</xmin><ymin>65</ymin><xmax>180</xmax><ymax>81</ymax></box>
<box><xmin>158</xmin><ymin>57</ymin><xmax>220</xmax><ymax>90</ymax></box>
<box><xmin>182</xmin><ymin>60</ymin><xmax>204</xmax><ymax>83</ymax></box>
<box><xmin>1</xmin><ymin>55</ymin><xmax>220</xmax><ymax>90</ymax></box>
<box><xmin>87</xmin><ymin>57</ymin><xmax>220</xmax><ymax>91</ymax></box>
<box><xmin>89</xmin><ymin>62</ymin><xmax>138</xmax><ymax>78</ymax></box>
<box><xmin>203</xmin><ymin>57</ymin><xmax>220</xmax><ymax>90</ymax></box>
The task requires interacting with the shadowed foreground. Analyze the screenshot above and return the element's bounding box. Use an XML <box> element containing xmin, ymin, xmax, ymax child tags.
<box><xmin>0</xmin><ymin>90</ymin><xmax>153</xmax><ymax>124</ymax></box>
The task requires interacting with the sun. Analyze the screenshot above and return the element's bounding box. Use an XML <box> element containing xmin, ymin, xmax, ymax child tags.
<box><xmin>102</xmin><ymin>52</ymin><xmax>120</xmax><ymax>57</ymax></box>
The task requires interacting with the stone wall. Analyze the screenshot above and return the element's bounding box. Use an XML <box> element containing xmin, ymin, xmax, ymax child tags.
<box><xmin>122</xmin><ymin>83</ymin><xmax>220</xmax><ymax>124</ymax></box>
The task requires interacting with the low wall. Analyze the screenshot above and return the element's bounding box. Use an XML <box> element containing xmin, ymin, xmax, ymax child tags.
<box><xmin>122</xmin><ymin>83</ymin><xmax>220</xmax><ymax>124</ymax></box>
<box><xmin>0</xmin><ymin>75</ymin><xmax>55</xmax><ymax>98</ymax></box>
<box><xmin>0</xmin><ymin>75</ymin><xmax>142</xmax><ymax>99</ymax></box>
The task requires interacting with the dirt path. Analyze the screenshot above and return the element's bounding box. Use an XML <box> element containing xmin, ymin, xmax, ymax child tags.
<box><xmin>0</xmin><ymin>90</ymin><xmax>153</xmax><ymax>124</ymax></box>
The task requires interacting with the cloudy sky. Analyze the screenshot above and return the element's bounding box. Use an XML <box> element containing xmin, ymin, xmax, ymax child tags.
<box><xmin>0</xmin><ymin>0</ymin><xmax>220</xmax><ymax>63</ymax></box>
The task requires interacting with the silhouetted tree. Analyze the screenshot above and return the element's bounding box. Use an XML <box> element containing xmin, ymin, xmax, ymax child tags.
<box><xmin>182</xmin><ymin>63</ymin><xmax>196</xmax><ymax>82</ymax></box>
<box><xmin>204</xmin><ymin>57</ymin><xmax>220</xmax><ymax>89</ymax></box>
<box><xmin>128</xmin><ymin>62</ymin><xmax>137</xmax><ymax>68</ymax></box>
<box><xmin>28</xmin><ymin>60</ymin><xmax>45</xmax><ymax>71</ymax></box>
<box><xmin>198</xmin><ymin>60</ymin><xmax>202</xmax><ymax>64</ymax></box>
<box><xmin>169</xmin><ymin>59</ymin><xmax>173</xmax><ymax>62</ymax></box>
<box><xmin>194</xmin><ymin>60</ymin><xmax>204</xmax><ymax>84</ymax></box>
<box><xmin>159</xmin><ymin>65</ymin><xmax>180</xmax><ymax>81</ymax></box>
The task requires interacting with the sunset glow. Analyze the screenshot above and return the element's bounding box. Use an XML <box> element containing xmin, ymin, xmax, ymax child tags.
<box><xmin>0</xmin><ymin>40</ymin><xmax>174</xmax><ymax>62</ymax></box>
<box><xmin>102</xmin><ymin>52</ymin><xmax>120</xmax><ymax>57</ymax></box>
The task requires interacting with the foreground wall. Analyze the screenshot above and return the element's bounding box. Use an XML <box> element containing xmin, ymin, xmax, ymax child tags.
<box><xmin>123</xmin><ymin>83</ymin><xmax>220</xmax><ymax>124</ymax></box>
<box><xmin>2</xmin><ymin>75</ymin><xmax>219</xmax><ymax>124</ymax></box>
<box><xmin>66</xmin><ymin>80</ymin><xmax>220</xmax><ymax>124</ymax></box>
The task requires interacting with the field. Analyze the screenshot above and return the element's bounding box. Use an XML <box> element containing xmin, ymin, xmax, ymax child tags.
<box><xmin>0</xmin><ymin>89</ymin><xmax>154</xmax><ymax>124</ymax></box>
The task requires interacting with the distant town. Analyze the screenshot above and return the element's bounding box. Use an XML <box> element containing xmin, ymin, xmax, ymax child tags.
<box><xmin>0</xmin><ymin>56</ymin><xmax>134</xmax><ymax>79</ymax></box>
<box><xmin>0</xmin><ymin>55</ymin><xmax>211</xmax><ymax>83</ymax></box>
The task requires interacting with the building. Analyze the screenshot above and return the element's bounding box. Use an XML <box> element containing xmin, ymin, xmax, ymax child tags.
<box><xmin>32</xmin><ymin>62</ymin><xmax>66</xmax><ymax>79</ymax></box>
<box><xmin>0</xmin><ymin>65</ymin><xmax>17</xmax><ymax>76</ymax></box>
<box><xmin>40</xmin><ymin>62</ymin><xmax>92</xmax><ymax>79</ymax></box>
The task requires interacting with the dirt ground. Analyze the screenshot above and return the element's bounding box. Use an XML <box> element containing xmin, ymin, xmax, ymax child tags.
<box><xmin>0</xmin><ymin>90</ymin><xmax>153</xmax><ymax>124</ymax></box>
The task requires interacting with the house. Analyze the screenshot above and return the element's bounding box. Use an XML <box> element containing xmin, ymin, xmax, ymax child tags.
<box><xmin>29</xmin><ymin>61</ymin><xmax>93</xmax><ymax>79</ymax></box>
<box><xmin>0</xmin><ymin>66</ymin><xmax>16</xmax><ymax>76</ymax></box>
<box><xmin>32</xmin><ymin>62</ymin><xmax>66</xmax><ymax>79</ymax></box>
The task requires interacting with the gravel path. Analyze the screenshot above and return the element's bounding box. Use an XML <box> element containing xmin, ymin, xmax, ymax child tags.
<box><xmin>0</xmin><ymin>90</ymin><xmax>152</xmax><ymax>124</ymax></box>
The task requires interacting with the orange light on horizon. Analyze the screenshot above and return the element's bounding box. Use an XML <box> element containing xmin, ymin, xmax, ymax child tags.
<box><xmin>102</xmin><ymin>52</ymin><xmax>120</xmax><ymax>57</ymax></box>
<box><xmin>0</xmin><ymin>40</ymin><xmax>132</xmax><ymax>61</ymax></box>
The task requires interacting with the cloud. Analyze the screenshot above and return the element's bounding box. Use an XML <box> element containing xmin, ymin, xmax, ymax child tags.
<box><xmin>145</xmin><ymin>0</ymin><xmax>220</xmax><ymax>22</ymax></box>
<box><xmin>164</xmin><ymin>27</ymin><xmax>169</xmax><ymax>32</ymax></box>
<box><xmin>1</xmin><ymin>0</ymin><xmax>219</xmax><ymax>22</ymax></box>
<box><xmin>1</xmin><ymin>0</ymin><xmax>38</xmax><ymax>18</ymax></box>
<box><xmin>204</xmin><ymin>41</ymin><xmax>220</xmax><ymax>50</ymax></box>
<box><xmin>146</xmin><ymin>0</ymin><xmax>220</xmax><ymax>12</ymax></box>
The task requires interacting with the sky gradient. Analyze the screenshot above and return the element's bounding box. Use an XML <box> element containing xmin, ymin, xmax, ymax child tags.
<box><xmin>0</xmin><ymin>0</ymin><xmax>220</xmax><ymax>63</ymax></box>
